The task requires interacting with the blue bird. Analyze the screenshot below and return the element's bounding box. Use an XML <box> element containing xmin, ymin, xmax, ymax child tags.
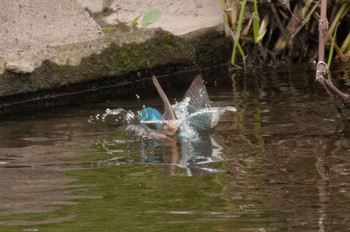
<box><xmin>101</xmin><ymin>75</ymin><xmax>236</xmax><ymax>173</ymax></box>
<box><xmin>127</xmin><ymin>74</ymin><xmax>236</xmax><ymax>140</ymax></box>
<box><xmin>139</xmin><ymin>107</ymin><xmax>162</xmax><ymax>129</ymax></box>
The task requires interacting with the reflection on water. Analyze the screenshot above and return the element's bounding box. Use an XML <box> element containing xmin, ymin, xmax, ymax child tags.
<box><xmin>93</xmin><ymin>74</ymin><xmax>236</xmax><ymax>176</ymax></box>
<box><xmin>95</xmin><ymin>126</ymin><xmax>226</xmax><ymax>176</ymax></box>
<box><xmin>1</xmin><ymin>65</ymin><xmax>350</xmax><ymax>231</ymax></box>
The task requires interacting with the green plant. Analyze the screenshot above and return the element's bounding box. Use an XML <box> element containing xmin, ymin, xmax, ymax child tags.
<box><xmin>222</xmin><ymin>0</ymin><xmax>350</xmax><ymax>67</ymax></box>
<box><xmin>102</xmin><ymin>26</ymin><xmax>116</xmax><ymax>35</ymax></box>
<box><xmin>253</xmin><ymin>0</ymin><xmax>265</xmax><ymax>43</ymax></box>
<box><xmin>141</xmin><ymin>9</ymin><xmax>161</xmax><ymax>28</ymax></box>
<box><xmin>128</xmin><ymin>9</ymin><xmax>162</xmax><ymax>30</ymax></box>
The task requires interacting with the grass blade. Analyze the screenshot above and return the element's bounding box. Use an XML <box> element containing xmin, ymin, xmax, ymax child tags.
<box><xmin>327</xmin><ymin>29</ymin><xmax>337</xmax><ymax>68</ymax></box>
<box><xmin>232</xmin><ymin>0</ymin><xmax>247</xmax><ymax>65</ymax></box>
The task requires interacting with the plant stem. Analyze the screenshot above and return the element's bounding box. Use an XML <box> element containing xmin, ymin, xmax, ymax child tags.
<box><xmin>340</xmin><ymin>32</ymin><xmax>350</xmax><ymax>53</ymax></box>
<box><xmin>328</xmin><ymin>2</ymin><xmax>348</xmax><ymax>36</ymax></box>
<box><xmin>327</xmin><ymin>30</ymin><xmax>336</xmax><ymax>67</ymax></box>
<box><xmin>318</xmin><ymin>0</ymin><xmax>328</xmax><ymax>63</ymax></box>
<box><xmin>231</xmin><ymin>0</ymin><xmax>247</xmax><ymax>65</ymax></box>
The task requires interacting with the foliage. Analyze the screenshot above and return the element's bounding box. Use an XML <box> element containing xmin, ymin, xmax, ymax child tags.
<box><xmin>141</xmin><ymin>9</ymin><xmax>162</xmax><ymax>28</ymax></box>
<box><xmin>129</xmin><ymin>9</ymin><xmax>162</xmax><ymax>31</ymax></box>
<box><xmin>130</xmin><ymin>15</ymin><xmax>141</xmax><ymax>29</ymax></box>
<box><xmin>222</xmin><ymin>0</ymin><xmax>350</xmax><ymax>68</ymax></box>
<box><xmin>102</xmin><ymin>26</ymin><xmax>116</xmax><ymax>35</ymax></box>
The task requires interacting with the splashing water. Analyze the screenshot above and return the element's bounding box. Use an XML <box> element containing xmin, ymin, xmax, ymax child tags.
<box><xmin>91</xmin><ymin>75</ymin><xmax>236</xmax><ymax>174</ymax></box>
<box><xmin>94</xmin><ymin>102</ymin><xmax>235</xmax><ymax>173</ymax></box>
<box><xmin>96</xmin><ymin>104</ymin><xmax>236</xmax><ymax>141</ymax></box>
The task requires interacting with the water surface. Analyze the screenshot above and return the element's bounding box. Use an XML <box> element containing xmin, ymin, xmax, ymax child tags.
<box><xmin>1</xmin><ymin>65</ymin><xmax>350</xmax><ymax>231</ymax></box>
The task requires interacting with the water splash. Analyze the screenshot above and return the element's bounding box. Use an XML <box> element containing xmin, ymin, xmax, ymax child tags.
<box><xmin>91</xmin><ymin>74</ymin><xmax>236</xmax><ymax>174</ymax></box>
<box><xmin>89</xmin><ymin>108</ymin><xmax>136</xmax><ymax>127</ymax></box>
<box><xmin>93</xmin><ymin>103</ymin><xmax>235</xmax><ymax>175</ymax></box>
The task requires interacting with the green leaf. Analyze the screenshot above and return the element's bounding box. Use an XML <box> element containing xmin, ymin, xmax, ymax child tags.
<box><xmin>141</xmin><ymin>9</ymin><xmax>161</xmax><ymax>28</ymax></box>
<box><xmin>253</xmin><ymin>0</ymin><xmax>260</xmax><ymax>43</ymax></box>
<box><xmin>256</xmin><ymin>29</ymin><xmax>266</xmax><ymax>43</ymax></box>
<box><xmin>327</xmin><ymin>29</ymin><xmax>337</xmax><ymax>68</ymax></box>
<box><xmin>102</xmin><ymin>27</ymin><xmax>116</xmax><ymax>35</ymax></box>
<box><xmin>232</xmin><ymin>0</ymin><xmax>247</xmax><ymax>65</ymax></box>
<box><xmin>116</xmin><ymin>19</ymin><xmax>128</xmax><ymax>33</ymax></box>
<box><xmin>130</xmin><ymin>15</ymin><xmax>141</xmax><ymax>29</ymax></box>
<box><xmin>232</xmin><ymin>42</ymin><xmax>246</xmax><ymax>70</ymax></box>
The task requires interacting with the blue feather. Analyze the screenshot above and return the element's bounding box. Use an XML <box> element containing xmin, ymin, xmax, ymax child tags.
<box><xmin>139</xmin><ymin>107</ymin><xmax>162</xmax><ymax>121</ymax></box>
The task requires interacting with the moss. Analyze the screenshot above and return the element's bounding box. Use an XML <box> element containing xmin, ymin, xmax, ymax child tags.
<box><xmin>0</xmin><ymin>28</ymin><xmax>226</xmax><ymax>111</ymax></box>
<box><xmin>92</xmin><ymin>30</ymin><xmax>195</xmax><ymax>74</ymax></box>
<box><xmin>159</xmin><ymin>32</ymin><xmax>176</xmax><ymax>51</ymax></box>
<box><xmin>0</xmin><ymin>30</ymin><xmax>194</xmax><ymax>98</ymax></box>
<box><xmin>101</xmin><ymin>26</ymin><xmax>116</xmax><ymax>35</ymax></box>
<box><xmin>93</xmin><ymin>43</ymin><xmax>146</xmax><ymax>74</ymax></box>
<box><xmin>109</xmin><ymin>43</ymin><xmax>150</xmax><ymax>68</ymax></box>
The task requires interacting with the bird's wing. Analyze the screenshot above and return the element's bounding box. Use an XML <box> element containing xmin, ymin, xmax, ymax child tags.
<box><xmin>152</xmin><ymin>75</ymin><xmax>177</xmax><ymax>121</ymax></box>
<box><xmin>183</xmin><ymin>74</ymin><xmax>211</xmax><ymax>113</ymax></box>
<box><xmin>126</xmin><ymin>123</ymin><xmax>173</xmax><ymax>140</ymax></box>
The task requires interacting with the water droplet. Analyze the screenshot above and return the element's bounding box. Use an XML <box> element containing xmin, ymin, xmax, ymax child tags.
<box><xmin>88</xmin><ymin>115</ymin><xmax>95</xmax><ymax>124</ymax></box>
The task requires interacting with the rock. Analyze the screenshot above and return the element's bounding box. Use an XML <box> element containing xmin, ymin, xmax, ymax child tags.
<box><xmin>0</xmin><ymin>0</ymin><xmax>102</xmax><ymax>55</ymax></box>
<box><xmin>0</xmin><ymin>0</ymin><xmax>228</xmax><ymax>113</ymax></box>
<box><xmin>5</xmin><ymin>60</ymin><xmax>36</xmax><ymax>74</ymax></box>
<box><xmin>76</xmin><ymin>0</ymin><xmax>223</xmax><ymax>35</ymax></box>
<box><xmin>0</xmin><ymin>0</ymin><xmax>103</xmax><ymax>75</ymax></box>
<box><xmin>0</xmin><ymin>29</ymin><xmax>196</xmax><ymax>97</ymax></box>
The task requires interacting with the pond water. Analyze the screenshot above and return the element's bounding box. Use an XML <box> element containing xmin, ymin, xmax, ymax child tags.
<box><xmin>1</xmin><ymin>65</ymin><xmax>350</xmax><ymax>231</ymax></box>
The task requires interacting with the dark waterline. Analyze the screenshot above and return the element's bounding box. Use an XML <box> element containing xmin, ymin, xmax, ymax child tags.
<box><xmin>0</xmin><ymin>64</ymin><xmax>350</xmax><ymax>231</ymax></box>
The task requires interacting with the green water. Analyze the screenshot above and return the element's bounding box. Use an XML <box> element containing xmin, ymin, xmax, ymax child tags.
<box><xmin>1</xmin><ymin>162</ymin><xmax>264</xmax><ymax>231</ymax></box>
<box><xmin>4</xmin><ymin>166</ymin><xmax>232</xmax><ymax>232</ymax></box>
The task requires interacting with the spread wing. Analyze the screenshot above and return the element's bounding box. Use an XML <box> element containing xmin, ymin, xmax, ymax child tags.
<box><xmin>152</xmin><ymin>75</ymin><xmax>177</xmax><ymax>121</ymax></box>
<box><xmin>183</xmin><ymin>74</ymin><xmax>211</xmax><ymax>113</ymax></box>
<box><xmin>126</xmin><ymin>113</ymin><xmax>174</xmax><ymax>140</ymax></box>
<box><xmin>126</xmin><ymin>123</ymin><xmax>171</xmax><ymax>140</ymax></box>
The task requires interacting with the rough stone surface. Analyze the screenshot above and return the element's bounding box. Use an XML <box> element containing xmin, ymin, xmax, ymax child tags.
<box><xmin>76</xmin><ymin>0</ymin><xmax>223</xmax><ymax>35</ymax></box>
<box><xmin>0</xmin><ymin>0</ymin><xmax>103</xmax><ymax>74</ymax></box>
<box><xmin>0</xmin><ymin>0</ymin><xmax>227</xmax><ymax>112</ymax></box>
<box><xmin>0</xmin><ymin>0</ymin><xmax>102</xmax><ymax>55</ymax></box>
<box><xmin>0</xmin><ymin>29</ymin><xmax>196</xmax><ymax>97</ymax></box>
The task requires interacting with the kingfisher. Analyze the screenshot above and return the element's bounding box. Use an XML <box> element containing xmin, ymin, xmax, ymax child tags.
<box><xmin>127</xmin><ymin>74</ymin><xmax>236</xmax><ymax>140</ymax></box>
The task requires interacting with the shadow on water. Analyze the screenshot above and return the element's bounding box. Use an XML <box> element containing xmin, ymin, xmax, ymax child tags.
<box><xmin>1</xmin><ymin>64</ymin><xmax>350</xmax><ymax>231</ymax></box>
